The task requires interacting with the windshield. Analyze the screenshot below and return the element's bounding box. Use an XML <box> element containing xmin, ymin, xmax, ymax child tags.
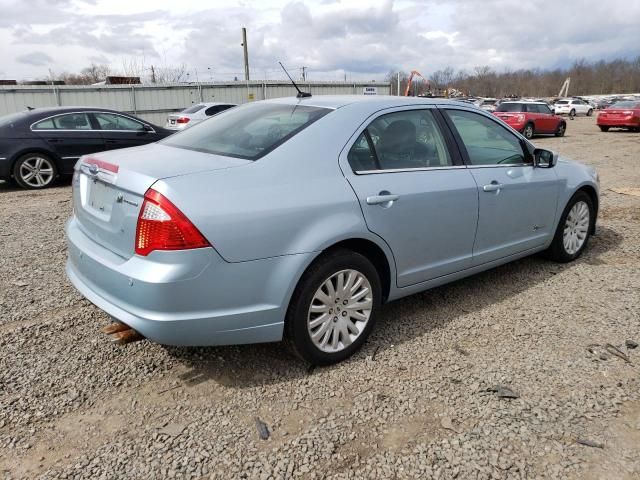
<box><xmin>0</xmin><ymin>111</ymin><xmax>26</xmax><ymax>127</ymax></box>
<box><xmin>481</xmin><ymin>100</ymin><xmax>497</xmax><ymax>105</ymax></box>
<box><xmin>182</xmin><ymin>104</ymin><xmax>206</xmax><ymax>114</ymax></box>
<box><xmin>608</xmin><ymin>101</ymin><xmax>640</xmax><ymax>109</ymax></box>
<box><xmin>162</xmin><ymin>103</ymin><xmax>332</xmax><ymax>160</ymax></box>
<box><xmin>496</xmin><ymin>103</ymin><xmax>524</xmax><ymax>112</ymax></box>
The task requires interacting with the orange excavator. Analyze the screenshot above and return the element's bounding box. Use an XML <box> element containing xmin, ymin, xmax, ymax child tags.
<box><xmin>404</xmin><ymin>70</ymin><xmax>429</xmax><ymax>96</ymax></box>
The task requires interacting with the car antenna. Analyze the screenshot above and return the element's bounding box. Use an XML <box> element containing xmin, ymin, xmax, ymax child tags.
<box><xmin>278</xmin><ymin>62</ymin><xmax>311</xmax><ymax>98</ymax></box>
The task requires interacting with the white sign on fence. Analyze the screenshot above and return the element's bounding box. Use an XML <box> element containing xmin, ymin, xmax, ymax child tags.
<box><xmin>363</xmin><ymin>86</ymin><xmax>378</xmax><ymax>95</ymax></box>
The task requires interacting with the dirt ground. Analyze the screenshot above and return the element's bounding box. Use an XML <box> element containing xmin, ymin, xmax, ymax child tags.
<box><xmin>0</xmin><ymin>115</ymin><xmax>639</xmax><ymax>479</ymax></box>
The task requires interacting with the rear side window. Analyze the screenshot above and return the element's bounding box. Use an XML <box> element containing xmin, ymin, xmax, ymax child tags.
<box><xmin>204</xmin><ymin>105</ymin><xmax>234</xmax><ymax>116</ymax></box>
<box><xmin>182</xmin><ymin>104</ymin><xmax>206</xmax><ymax>114</ymax></box>
<box><xmin>162</xmin><ymin>103</ymin><xmax>331</xmax><ymax>160</ymax></box>
<box><xmin>33</xmin><ymin>113</ymin><xmax>91</xmax><ymax>130</ymax></box>
<box><xmin>445</xmin><ymin>110</ymin><xmax>528</xmax><ymax>166</ymax></box>
<box><xmin>347</xmin><ymin>109</ymin><xmax>452</xmax><ymax>172</ymax></box>
<box><xmin>496</xmin><ymin>103</ymin><xmax>524</xmax><ymax>112</ymax></box>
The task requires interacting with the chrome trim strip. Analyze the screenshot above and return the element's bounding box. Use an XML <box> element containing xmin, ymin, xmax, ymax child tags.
<box><xmin>355</xmin><ymin>165</ymin><xmax>467</xmax><ymax>175</ymax></box>
<box><xmin>61</xmin><ymin>156</ymin><xmax>79</xmax><ymax>160</ymax></box>
<box><xmin>30</xmin><ymin>111</ymin><xmax>154</xmax><ymax>133</ymax></box>
<box><xmin>0</xmin><ymin>157</ymin><xmax>6</xmax><ymax>160</ymax></box>
<box><xmin>466</xmin><ymin>163</ymin><xmax>533</xmax><ymax>168</ymax></box>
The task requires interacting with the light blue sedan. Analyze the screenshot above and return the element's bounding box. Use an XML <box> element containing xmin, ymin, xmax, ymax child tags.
<box><xmin>65</xmin><ymin>96</ymin><xmax>600</xmax><ymax>365</ymax></box>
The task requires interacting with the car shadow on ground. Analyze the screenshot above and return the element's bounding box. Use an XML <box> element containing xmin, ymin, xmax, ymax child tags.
<box><xmin>0</xmin><ymin>177</ymin><xmax>72</xmax><ymax>193</ymax></box>
<box><xmin>165</xmin><ymin>225</ymin><xmax>622</xmax><ymax>390</ymax></box>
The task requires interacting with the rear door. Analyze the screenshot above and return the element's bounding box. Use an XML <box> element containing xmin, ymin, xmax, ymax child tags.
<box><xmin>340</xmin><ymin>106</ymin><xmax>479</xmax><ymax>287</ymax></box>
<box><xmin>442</xmin><ymin>108</ymin><xmax>560</xmax><ymax>265</ymax></box>
<box><xmin>31</xmin><ymin>112</ymin><xmax>105</xmax><ymax>169</ymax></box>
<box><xmin>93</xmin><ymin>112</ymin><xmax>158</xmax><ymax>150</ymax></box>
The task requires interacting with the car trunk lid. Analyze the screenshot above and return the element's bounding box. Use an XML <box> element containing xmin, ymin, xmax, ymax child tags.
<box><xmin>73</xmin><ymin>143</ymin><xmax>250</xmax><ymax>259</ymax></box>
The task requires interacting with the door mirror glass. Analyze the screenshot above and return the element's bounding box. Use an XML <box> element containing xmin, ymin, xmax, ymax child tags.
<box><xmin>533</xmin><ymin>148</ymin><xmax>557</xmax><ymax>168</ymax></box>
<box><xmin>143</xmin><ymin>124</ymin><xmax>154</xmax><ymax>132</ymax></box>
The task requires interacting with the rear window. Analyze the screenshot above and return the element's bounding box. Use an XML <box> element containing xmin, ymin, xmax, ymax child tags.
<box><xmin>609</xmin><ymin>101</ymin><xmax>640</xmax><ymax>109</ymax></box>
<box><xmin>162</xmin><ymin>103</ymin><xmax>331</xmax><ymax>160</ymax></box>
<box><xmin>496</xmin><ymin>103</ymin><xmax>524</xmax><ymax>112</ymax></box>
<box><xmin>556</xmin><ymin>100</ymin><xmax>569</xmax><ymax>104</ymax></box>
<box><xmin>481</xmin><ymin>100</ymin><xmax>497</xmax><ymax>105</ymax></box>
<box><xmin>182</xmin><ymin>104</ymin><xmax>206</xmax><ymax>114</ymax></box>
<box><xmin>0</xmin><ymin>111</ymin><xmax>26</xmax><ymax>127</ymax></box>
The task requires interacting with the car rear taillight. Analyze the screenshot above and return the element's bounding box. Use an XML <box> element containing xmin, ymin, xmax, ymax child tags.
<box><xmin>135</xmin><ymin>189</ymin><xmax>210</xmax><ymax>256</ymax></box>
<box><xmin>176</xmin><ymin>117</ymin><xmax>190</xmax><ymax>124</ymax></box>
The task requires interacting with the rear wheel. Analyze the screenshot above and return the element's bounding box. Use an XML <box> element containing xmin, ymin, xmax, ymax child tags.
<box><xmin>523</xmin><ymin>123</ymin><xmax>535</xmax><ymax>139</ymax></box>
<box><xmin>599</xmin><ymin>126</ymin><xmax>609</xmax><ymax>132</ymax></box>
<box><xmin>545</xmin><ymin>191</ymin><xmax>593</xmax><ymax>263</ymax></box>
<box><xmin>13</xmin><ymin>153</ymin><xmax>57</xmax><ymax>189</ymax></box>
<box><xmin>285</xmin><ymin>249</ymin><xmax>381</xmax><ymax>365</ymax></box>
<box><xmin>555</xmin><ymin>122</ymin><xmax>566</xmax><ymax>137</ymax></box>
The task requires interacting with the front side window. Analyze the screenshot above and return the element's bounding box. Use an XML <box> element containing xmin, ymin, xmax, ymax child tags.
<box><xmin>347</xmin><ymin>109</ymin><xmax>452</xmax><ymax>172</ymax></box>
<box><xmin>94</xmin><ymin>113</ymin><xmax>145</xmax><ymax>131</ymax></box>
<box><xmin>538</xmin><ymin>104</ymin><xmax>553</xmax><ymax>115</ymax></box>
<box><xmin>33</xmin><ymin>113</ymin><xmax>92</xmax><ymax>130</ymax></box>
<box><xmin>162</xmin><ymin>103</ymin><xmax>331</xmax><ymax>160</ymax></box>
<box><xmin>445</xmin><ymin>110</ymin><xmax>529</xmax><ymax>166</ymax></box>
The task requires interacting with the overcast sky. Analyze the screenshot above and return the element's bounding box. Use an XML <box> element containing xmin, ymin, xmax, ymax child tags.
<box><xmin>1</xmin><ymin>0</ymin><xmax>639</xmax><ymax>81</ymax></box>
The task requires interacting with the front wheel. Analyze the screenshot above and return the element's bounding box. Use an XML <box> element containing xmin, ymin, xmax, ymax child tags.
<box><xmin>587</xmin><ymin>109</ymin><xmax>593</xmax><ymax>116</ymax></box>
<box><xmin>569</xmin><ymin>109</ymin><xmax>576</xmax><ymax>119</ymax></box>
<box><xmin>555</xmin><ymin>122</ymin><xmax>566</xmax><ymax>137</ymax></box>
<box><xmin>522</xmin><ymin>123</ymin><xmax>535</xmax><ymax>139</ymax></box>
<box><xmin>599</xmin><ymin>126</ymin><xmax>609</xmax><ymax>132</ymax></box>
<box><xmin>285</xmin><ymin>249</ymin><xmax>381</xmax><ymax>365</ymax></box>
<box><xmin>13</xmin><ymin>153</ymin><xmax>57</xmax><ymax>189</ymax></box>
<box><xmin>545</xmin><ymin>191</ymin><xmax>594</xmax><ymax>263</ymax></box>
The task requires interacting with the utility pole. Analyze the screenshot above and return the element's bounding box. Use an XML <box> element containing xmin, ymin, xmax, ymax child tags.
<box><xmin>150</xmin><ymin>65</ymin><xmax>156</xmax><ymax>83</ymax></box>
<box><xmin>397</xmin><ymin>72</ymin><xmax>400</xmax><ymax>96</ymax></box>
<box><xmin>241</xmin><ymin>27</ymin><xmax>250</xmax><ymax>81</ymax></box>
<box><xmin>301</xmin><ymin>66</ymin><xmax>307</xmax><ymax>81</ymax></box>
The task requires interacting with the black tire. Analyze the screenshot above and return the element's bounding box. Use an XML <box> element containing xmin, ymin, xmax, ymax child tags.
<box><xmin>522</xmin><ymin>123</ymin><xmax>535</xmax><ymax>139</ymax></box>
<box><xmin>569</xmin><ymin>109</ymin><xmax>576</xmax><ymax>119</ymax></box>
<box><xmin>587</xmin><ymin>108</ymin><xmax>593</xmax><ymax>116</ymax></box>
<box><xmin>285</xmin><ymin>248</ymin><xmax>382</xmax><ymax>366</ymax></box>
<box><xmin>545</xmin><ymin>191</ymin><xmax>594</xmax><ymax>263</ymax></box>
<box><xmin>555</xmin><ymin>122</ymin><xmax>566</xmax><ymax>137</ymax></box>
<box><xmin>599</xmin><ymin>126</ymin><xmax>609</xmax><ymax>132</ymax></box>
<box><xmin>12</xmin><ymin>153</ymin><xmax>57</xmax><ymax>190</ymax></box>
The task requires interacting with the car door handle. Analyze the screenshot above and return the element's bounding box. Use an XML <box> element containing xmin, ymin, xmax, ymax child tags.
<box><xmin>366</xmin><ymin>193</ymin><xmax>399</xmax><ymax>205</ymax></box>
<box><xmin>105</xmin><ymin>139</ymin><xmax>117</xmax><ymax>144</ymax></box>
<box><xmin>483</xmin><ymin>182</ymin><xmax>504</xmax><ymax>192</ymax></box>
<box><xmin>47</xmin><ymin>138</ymin><xmax>60</xmax><ymax>143</ymax></box>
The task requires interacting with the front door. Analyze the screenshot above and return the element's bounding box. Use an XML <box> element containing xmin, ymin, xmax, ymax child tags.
<box><xmin>92</xmin><ymin>112</ymin><xmax>157</xmax><ymax>150</ymax></box>
<box><xmin>442</xmin><ymin>108</ymin><xmax>560</xmax><ymax>266</ymax></box>
<box><xmin>341</xmin><ymin>107</ymin><xmax>479</xmax><ymax>287</ymax></box>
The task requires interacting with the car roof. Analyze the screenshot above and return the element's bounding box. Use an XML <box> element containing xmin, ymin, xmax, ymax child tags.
<box><xmin>191</xmin><ymin>102</ymin><xmax>237</xmax><ymax>107</ymax></box>
<box><xmin>260</xmin><ymin>95</ymin><xmax>472</xmax><ymax>110</ymax></box>
<box><xmin>502</xmin><ymin>101</ymin><xmax>547</xmax><ymax>105</ymax></box>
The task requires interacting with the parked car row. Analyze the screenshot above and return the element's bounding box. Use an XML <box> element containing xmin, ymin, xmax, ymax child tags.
<box><xmin>0</xmin><ymin>103</ymin><xmax>238</xmax><ymax>189</ymax></box>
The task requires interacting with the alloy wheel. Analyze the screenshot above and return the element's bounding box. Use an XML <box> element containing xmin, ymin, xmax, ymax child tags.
<box><xmin>19</xmin><ymin>156</ymin><xmax>55</xmax><ymax>188</ymax></box>
<box><xmin>307</xmin><ymin>269</ymin><xmax>373</xmax><ymax>353</ymax></box>
<box><xmin>563</xmin><ymin>201</ymin><xmax>590</xmax><ymax>255</ymax></box>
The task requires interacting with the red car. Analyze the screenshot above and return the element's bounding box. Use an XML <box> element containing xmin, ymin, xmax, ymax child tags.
<box><xmin>597</xmin><ymin>101</ymin><xmax>640</xmax><ymax>132</ymax></box>
<box><xmin>493</xmin><ymin>101</ymin><xmax>566</xmax><ymax>139</ymax></box>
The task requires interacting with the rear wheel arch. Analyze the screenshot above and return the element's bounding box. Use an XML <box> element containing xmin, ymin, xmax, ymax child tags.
<box><xmin>10</xmin><ymin>148</ymin><xmax>60</xmax><ymax>176</ymax></box>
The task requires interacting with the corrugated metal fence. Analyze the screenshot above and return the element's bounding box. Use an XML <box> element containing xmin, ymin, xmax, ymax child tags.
<box><xmin>0</xmin><ymin>81</ymin><xmax>391</xmax><ymax>125</ymax></box>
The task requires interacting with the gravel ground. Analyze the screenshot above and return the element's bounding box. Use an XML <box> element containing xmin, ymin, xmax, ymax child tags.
<box><xmin>1</xmin><ymin>115</ymin><xmax>639</xmax><ymax>479</ymax></box>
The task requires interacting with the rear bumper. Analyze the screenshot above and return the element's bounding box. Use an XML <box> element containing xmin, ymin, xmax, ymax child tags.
<box><xmin>597</xmin><ymin>117</ymin><xmax>639</xmax><ymax>127</ymax></box>
<box><xmin>66</xmin><ymin>216</ymin><xmax>315</xmax><ymax>346</ymax></box>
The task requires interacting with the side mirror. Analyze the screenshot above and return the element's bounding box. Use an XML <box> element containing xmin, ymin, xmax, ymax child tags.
<box><xmin>143</xmin><ymin>124</ymin><xmax>154</xmax><ymax>132</ymax></box>
<box><xmin>550</xmin><ymin>108</ymin><xmax>555</xmax><ymax>114</ymax></box>
<box><xmin>533</xmin><ymin>148</ymin><xmax>558</xmax><ymax>168</ymax></box>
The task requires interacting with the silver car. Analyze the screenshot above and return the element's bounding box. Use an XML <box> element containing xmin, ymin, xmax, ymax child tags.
<box><xmin>165</xmin><ymin>102</ymin><xmax>236</xmax><ymax>130</ymax></box>
<box><xmin>66</xmin><ymin>96</ymin><xmax>600</xmax><ymax>365</ymax></box>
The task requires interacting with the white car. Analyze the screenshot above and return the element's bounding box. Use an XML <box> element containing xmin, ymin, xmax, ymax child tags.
<box><xmin>479</xmin><ymin>98</ymin><xmax>498</xmax><ymax>112</ymax></box>
<box><xmin>553</xmin><ymin>98</ymin><xmax>593</xmax><ymax>117</ymax></box>
<box><xmin>165</xmin><ymin>102</ymin><xmax>236</xmax><ymax>130</ymax></box>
